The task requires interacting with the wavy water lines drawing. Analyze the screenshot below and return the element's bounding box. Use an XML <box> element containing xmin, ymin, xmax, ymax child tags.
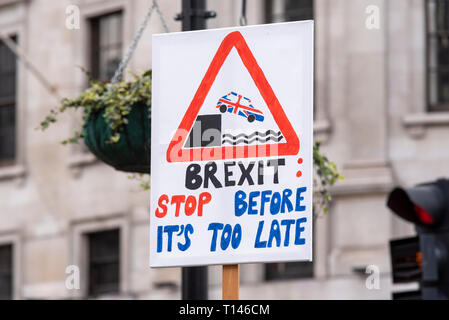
<box><xmin>222</xmin><ymin>130</ymin><xmax>284</xmax><ymax>145</ymax></box>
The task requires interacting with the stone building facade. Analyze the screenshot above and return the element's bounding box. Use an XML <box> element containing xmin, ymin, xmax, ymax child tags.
<box><xmin>0</xmin><ymin>0</ymin><xmax>447</xmax><ymax>299</ymax></box>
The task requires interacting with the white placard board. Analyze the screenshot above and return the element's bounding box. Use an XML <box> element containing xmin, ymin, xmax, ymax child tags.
<box><xmin>150</xmin><ymin>21</ymin><xmax>314</xmax><ymax>267</ymax></box>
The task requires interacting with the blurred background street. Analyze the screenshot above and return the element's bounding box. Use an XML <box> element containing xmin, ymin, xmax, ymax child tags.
<box><xmin>0</xmin><ymin>0</ymin><xmax>448</xmax><ymax>299</ymax></box>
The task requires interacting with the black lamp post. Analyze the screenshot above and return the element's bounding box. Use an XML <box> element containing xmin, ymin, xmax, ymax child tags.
<box><xmin>174</xmin><ymin>0</ymin><xmax>216</xmax><ymax>300</ymax></box>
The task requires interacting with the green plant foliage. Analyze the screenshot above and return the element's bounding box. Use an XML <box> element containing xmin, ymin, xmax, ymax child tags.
<box><xmin>128</xmin><ymin>173</ymin><xmax>151</xmax><ymax>191</ymax></box>
<box><xmin>313</xmin><ymin>141</ymin><xmax>344</xmax><ymax>215</ymax></box>
<box><xmin>39</xmin><ymin>69</ymin><xmax>152</xmax><ymax>145</ymax></box>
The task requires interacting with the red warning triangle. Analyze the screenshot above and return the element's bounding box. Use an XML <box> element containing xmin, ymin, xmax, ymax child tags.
<box><xmin>166</xmin><ymin>31</ymin><xmax>299</xmax><ymax>163</ymax></box>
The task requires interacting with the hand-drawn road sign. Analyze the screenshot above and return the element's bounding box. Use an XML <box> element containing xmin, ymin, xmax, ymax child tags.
<box><xmin>166</xmin><ymin>30</ymin><xmax>299</xmax><ymax>163</ymax></box>
<box><xmin>151</xmin><ymin>21</ymin><xmax>314</xmax><ymax>268</ymax></box>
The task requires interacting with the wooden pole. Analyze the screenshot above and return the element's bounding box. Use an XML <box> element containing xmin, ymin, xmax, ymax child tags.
<box><xmin>222</xmin><ymin>264</ymin><xmax>240</xmax><ymax>300</ymax></box>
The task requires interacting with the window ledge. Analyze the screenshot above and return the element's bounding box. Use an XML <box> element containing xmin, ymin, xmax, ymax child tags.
<box><xmin>67</xmin><ymin>153</ymin><xmax>98</xmax><ymax>178</ymax></box>
<box><xmin>403</xmin><ymin>112</ymin><xmax>449</xmax><ymax>139</ymax></box>
<box><xmin>68</xmin><ymin>152</ymin><xmax>97</xmax><ymax>167</ymax></box>
<box><xmin>314</xmin><ymin>119</ymin><xmax>331</xmax><ymax>133</ymax></box>
<box><xmin>0</xmin><ymin>164</ymin><xmax>26</xmax><ymax>182</ymax></box>
<box><xmin>313</xmin><ymin>118</ymin><xmax>332</xmax><ymax>143</ymax></box>
<box><xmin>0</xmin><ymin>0</ymin><xmax>23</xmax><ymax>8</ymax></box>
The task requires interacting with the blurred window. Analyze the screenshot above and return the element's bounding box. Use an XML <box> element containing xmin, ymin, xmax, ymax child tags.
<box><xmin>0</xmin><ymin>244</ymin><xmax>13</xmax><ymax>300</ymax></box>
<box><xmin>427</xmin><ymin>0</ymin><xmax>449</xmax><ymax>110</ymax></box>
<box><xmin>90</xmin><ymin>11</ymin><xmax>123</xmax><ymax>81</ymax></box>
<box><xmin>0</xmin><ymin>37</ymin><xmax>17</xmax><ymax>165</ymax></box>
<box><xmin>264</xmin><ymin>0</ymin><xmax>315</xmax><ymax>281</ymax></box>
<box><xmin>265</xmin><ymin>0</ymin><xmax>313</xmax><ymax>23</ymax></box>
<box><xmin>265</xmin><ymin>260</ymin><xmax>313</xmax><ymax>281</ymax></box>
<box><xmin>88</xmin><ymin>229</ymin><xmax>120</xmax><ymax>297</ymax></box>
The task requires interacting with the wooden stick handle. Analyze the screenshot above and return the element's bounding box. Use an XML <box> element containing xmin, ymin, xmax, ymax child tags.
<box><xmin>222</xmin><ymin>264</ymin><xmax>240</xmax><ymax>300</ymax></box>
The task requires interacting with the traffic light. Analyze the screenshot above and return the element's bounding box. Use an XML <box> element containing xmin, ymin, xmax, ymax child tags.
<box><xmin>387</xmin><ymin>178</ymin><xmax>449</xmax><ymax>300</ymax></box>
<box><xmin>389</xmin><ymin>236</ymin><xmax>422</xmax><ymax>299</ymax></box>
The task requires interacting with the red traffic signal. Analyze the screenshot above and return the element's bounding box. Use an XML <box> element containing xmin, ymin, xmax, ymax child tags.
<box><xmin>387</xmin><ymin>179</ymin><xmax>449</xmax><ymax>299</ymax></box>
<box><xmin>387</xmin><ymin>181</ymin><xmax>447</xmax><ymax>228</ymax></box>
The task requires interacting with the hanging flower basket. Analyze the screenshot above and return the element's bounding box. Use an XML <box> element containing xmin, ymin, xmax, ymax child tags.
<box><xmin>83</xmin><ymin>102</ymin><xmax>151</xmax><ymax>174</ymax></box>
<box><xmin>39</xmin><ymin>69</ymin><xmax>153</xmax><ymax>175</ymax></box>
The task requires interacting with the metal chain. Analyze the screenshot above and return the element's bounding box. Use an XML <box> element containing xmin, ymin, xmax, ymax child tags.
<box><xmin>0</xmin><ymin>0</ymin><xmax>170</xmax><ymax>100</ymax></box>
<box><xmin>111</xmin><ymin>0</ymin><xmax>170</xmax><ymax>84</ymax></box>
<box><xmin>154</xmin><ymin>0</ymin><xmax>171</xmax><ymax>34</ymax></box>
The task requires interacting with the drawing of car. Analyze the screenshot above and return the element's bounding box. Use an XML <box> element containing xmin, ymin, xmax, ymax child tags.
<box><xmin>216</xmin><ymin>91</ymin><xmax>264</xmax><ymax>123</ymax></box>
